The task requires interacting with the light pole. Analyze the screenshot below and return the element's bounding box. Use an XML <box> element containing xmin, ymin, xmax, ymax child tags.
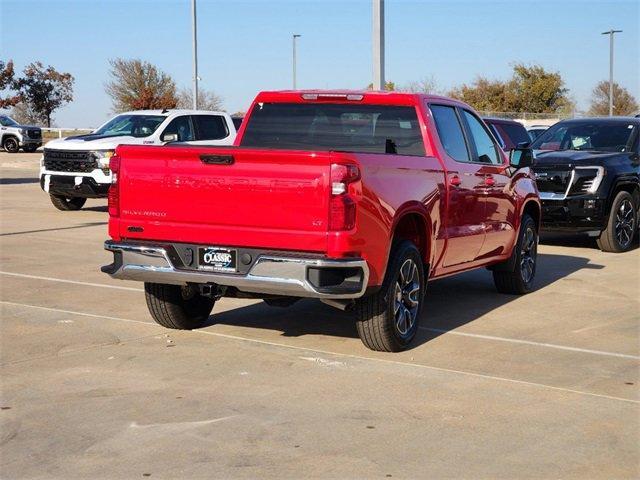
<box><xmin>372</xmin><ymin>0</ymin><xmax>385</xmax><ymax>90</ymax></box>
<box><xmin>191</xmin><ymin>0</ymin><xmax>199</xmax><ymax>109</ymax></box>
<box><xmin>292</xmin><ymin>34</ymin><xmax>301</xmax><ymax>89</ymax></box>
<box><xmin>601</xmin><ymin>29</ymin><xmax>622</xmax><ymax>116</ymax></box>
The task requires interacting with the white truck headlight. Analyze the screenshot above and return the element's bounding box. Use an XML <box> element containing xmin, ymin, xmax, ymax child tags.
<box><xmin>90</xmin><ymin>150</ymin><xmax>115</xmax><ymax>174</ymax></box>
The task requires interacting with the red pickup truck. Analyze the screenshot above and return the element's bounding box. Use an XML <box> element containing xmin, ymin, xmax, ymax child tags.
<box><xmin>102</xmin><ymin>91</ymin><xmax>540</xmax><ymax>352</ymax></box>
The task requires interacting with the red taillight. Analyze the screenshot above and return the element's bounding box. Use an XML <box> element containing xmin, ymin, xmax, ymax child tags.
<box><xmin>329</xmin><ymin>163</ymin><xmax>359</xmax><ymax>231</ymax></box>
<box><xmin>108</xmin><ymin>155</ymin><xmax>120</xmax><ymax>217</ymax></box>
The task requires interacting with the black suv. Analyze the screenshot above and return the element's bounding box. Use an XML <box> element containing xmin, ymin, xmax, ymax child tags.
<box><xmin>531</xmin><ymin>117</ymin><xmax>639</xmax><ymax>252</ymax></box>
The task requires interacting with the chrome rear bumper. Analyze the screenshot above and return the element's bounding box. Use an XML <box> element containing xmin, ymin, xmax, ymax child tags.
<box><xmin>102</xmin><ymin>241</ymin><xmax>369</xmax><ymax>299</ymax></box>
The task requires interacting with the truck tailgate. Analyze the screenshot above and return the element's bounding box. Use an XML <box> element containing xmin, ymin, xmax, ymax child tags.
<box><xmin>113</xmin><ymin>145</ymin><xmax>333</xmax><ymax>252</ymax></box>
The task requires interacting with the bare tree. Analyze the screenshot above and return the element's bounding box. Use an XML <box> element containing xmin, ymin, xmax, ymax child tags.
<box><xmin>10</xmin><ymin>102</ymin><xmax>41</xmax><ymax>125</ymax></box>
<box><xmin>588</xmin><ymin>81</ymin><xmax>639</xmax><ymax>116</ymax></box>
<box><xmin>401</xmin><ymin>76</ymin><xmax>441</xmax><ymax>94</ymax></box>
<box><xmin>105</xmin><ymin>58</ymin><xmax>177</xmax><ymax>112</ymax></box>
<box><xmin>176</xmin><ymin>87</ymin><xmax>224</xmax><ymax>111</ymax></box>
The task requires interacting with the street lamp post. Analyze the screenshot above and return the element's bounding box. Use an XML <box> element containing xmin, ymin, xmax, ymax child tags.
<box><xmin>191</xmin><ymin>0</ymin><xmax>199</xmax><ymax>109</ymax></box>
<box><xmin>601</xmin><ymin>29</ymin><xmax>622</xmax><ymax>116</ymax></box>
<box><xmin>292</xmin><ymin>34</ymin><xmax>301</xmax><ymax>89</ymax></box>
<box><xmin>372</xmin><ymin>0</ymin><xmax>385</xmax><ymax>90</ymax></box>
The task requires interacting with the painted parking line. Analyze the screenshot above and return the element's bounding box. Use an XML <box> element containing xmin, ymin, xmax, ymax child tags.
<box><xmin>419</xmin><ymin>327</ymin><xmax>640</xmax><ymax>360</ymax></box>
<box><xmin>0</xmin><ymin>271</ymin><xmax>143</xmax><ymax>292</ymax></box>
<box><xmin>1</xmin><ymin>300</ymin><xmax>638</xmax><ymax>405</ymax></box>
<box><xmin>1</xmin><ymin>270</ymin><xmax>637</xmax><ymax>360</ymax></box>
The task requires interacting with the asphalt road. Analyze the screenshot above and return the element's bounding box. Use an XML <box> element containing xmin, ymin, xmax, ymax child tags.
<box><xmin>1</xmin><ymin>151</ymin><xmax>639</xmax><ymax>479</ymax></box>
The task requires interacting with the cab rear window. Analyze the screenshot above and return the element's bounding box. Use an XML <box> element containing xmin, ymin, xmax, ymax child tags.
<box><xmin>240</xmin><ymin>103</ymin><xmax>425</xmax><ymax>156</ymax></box>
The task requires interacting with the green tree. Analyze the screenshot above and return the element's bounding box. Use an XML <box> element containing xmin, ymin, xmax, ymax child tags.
<box><xmin>588</xmin><ymin>81</ymin><xmax>639</xmax><ymax>116</ymax></box>
<box><xmin>14</xmin><ymin>62</ymin><xmax>74</xmax><ymax>127</ymax></box>
<box><xmin>448</xmin><ymin>64</ymin><xmax>572</xmax><ymax>114</ymax></box>
<box><xmin>0</xmin><ymin>60</ymin><xmax>21</xmax><ymax>109</ymax></box>
<box><xmin>506</xmin><ymin>63</ymin><xmax>569</xmax><ymax>113</ymax></box>
<box><xmin>449</xmin><ymin>77</ymin><xmax>509</xmax><ymax>112</ymax></box>
<box><xmin>105</xmin><ymin>58</ymin><xmax>177</xmax><ymax>112</ymax></box>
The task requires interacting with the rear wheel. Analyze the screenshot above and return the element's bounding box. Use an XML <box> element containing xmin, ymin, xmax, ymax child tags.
<box><xmin>355</xmin><ymin>241</ymin><xmax>425</xmax><ymax>352</ymax></box>
<box><xmin>3</xmin><ymin>137</ymin><xmax>19</xmax><ymax>153</ymax></box>
<box><xmin>492</xmin><ymin>214</ymin><xmax>538</xmax><ymax>294</ymax></box>
<box><xmin>49</xmin><ymin>194</ymin><xmax>87</xmax><ymax>211</ymax></box>
<box><xmin>144</xmin><ymin>283</ymin><xmax>215</xmax><ymax>330</ymax></box>
<box><xmin>597</xmin><ymin>191</ymin><xmax>637</xmax><ymax>253</ymax></box>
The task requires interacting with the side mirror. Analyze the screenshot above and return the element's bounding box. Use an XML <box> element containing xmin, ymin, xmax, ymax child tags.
<box><xmin>509</xmin><ymin>142</ymin><xmax>534</xmax><ymax>168</ymax></box>
<box><xmin>161</xmin><ymin>132</ymin><xmax>178</xmax><ymax>143</ymax></box>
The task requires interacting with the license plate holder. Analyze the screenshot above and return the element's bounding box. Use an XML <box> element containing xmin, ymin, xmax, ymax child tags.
<box><xmin>198</xmin><ymin>247</ymin><xmax>237</xmax><ymax>273</ymax></box>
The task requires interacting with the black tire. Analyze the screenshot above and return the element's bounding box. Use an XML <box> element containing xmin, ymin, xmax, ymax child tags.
<box><xmin>144</xmin><ymin>283</ymin><xmax>215</xmax><ymax>330</ymax></box>
<box><xmin>596</xmin><ymin>190</ymin><xmax>637</xmax><ymax>253</ymax></box>
<box><xmin>3</xmin><ymin>137</ymin><xmax>19</xmax><ymax>153</ymax></box>
<box><xmin>49</xmin><ymin>194</ymin><xmax>87</xmax><ymax>211</ymax></box>
<box><xmin>355</xmin><ymin>240</ymin><xmax>425</xmax><ymax>352</ymax></box>
<box><xmin>493</xmin><ymin>214</ymin><xmax>538</xmax><ymax>294</ymax></box>
<box><xmin>23</xmin><ymin>144</ymin><xmax>38</xmax><ymax>153</ymax></box>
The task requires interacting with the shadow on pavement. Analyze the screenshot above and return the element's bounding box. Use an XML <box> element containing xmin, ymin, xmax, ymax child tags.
<box><xmin>83</xmin><ymin>206</ymin><xmax>108</xmax><ymax>213</ymax></box>
<box><xmin>541</xmin><ymin>231</ymin><xmax>639</xmax><ymax>252</ymax></box>
<box><xmin>206</xmin><ymin>253</ymin><xmax>604</xmax><ymax>349</ymax></box>
<box><xmin>1</xmin><ymin>222</ymin><xmax>107</xmax><ymax>237</ymax></box>
<box><xmin>0</xmin><ymin>177</ymin><xmax>39</xmax><ymax>185</ymax></box>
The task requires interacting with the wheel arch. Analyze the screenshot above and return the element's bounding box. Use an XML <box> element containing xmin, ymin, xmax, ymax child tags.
<box><xmin>607</xmin><ymin>178</ymin><xmax>640</xmax><ymax>214</ymax></box>
<box><xmin>389</xmin><ymin>205</ymin><xmax>433</xmax><ymax>275</ymax></box>
<box><xmin>521</xmin><ymin>198</ymin><xmax>541</xmax><ymax>231</ymax></box>
<box><xmin>2</xmin><ymin>134</ymin><xmax>19</xmax><ymax>146</ymax></box>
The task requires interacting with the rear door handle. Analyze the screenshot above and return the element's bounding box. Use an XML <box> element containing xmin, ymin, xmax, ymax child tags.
<box><xmin>200</xmin><ymin>154</ymin><xmax>234</xmax><ymax>165</ymax></box>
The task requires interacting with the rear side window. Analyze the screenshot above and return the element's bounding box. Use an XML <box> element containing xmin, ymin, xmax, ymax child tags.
<box><xmin>232</xmin><ymin>117</ymin><xmax>243</xmax><ymax>130</ymax></box>
<box><xmin>429</xmin><ymin>105</ymin><xmax>470</xmax><ymax>162</ymax></box>
<box><xmin>496</xmin><ymin>122</ymin><xmax>530</xmax><ymax>149</ymax></box>
<box><xmin>462</xmin><ymin>111</ymin><xmax>501</xmax><ymax>164</ymax></box>
<box><xmin>240</xmin><ymin>103</ymin><xmax>425</xmax><ymax>156</ymax></box>
<box><xmin>194</xmin><ymin>115</ymin><xmax>229</xmax><ymax>140</ymax></box>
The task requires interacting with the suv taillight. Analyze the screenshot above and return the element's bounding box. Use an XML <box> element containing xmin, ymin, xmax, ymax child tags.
<box><xmin>108</xmin><ymin>155</ymin><xmax>120</xmax><ymax>217</ymax></box>
<box><xmin>329</xmin><ymin>163</ymin><xmax>360</xmax><ymax>231</ymax></box>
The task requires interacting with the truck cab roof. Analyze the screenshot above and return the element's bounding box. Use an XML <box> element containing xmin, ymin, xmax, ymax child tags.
<box><xmin>253</xmin><ymin>90</ymin><xmax>472</xmax><ymax>109</ymax></box>
<box><xmin>116</xmin><ymin>109</ymin><xmax>228</xmax><ymax>116</ymax></box>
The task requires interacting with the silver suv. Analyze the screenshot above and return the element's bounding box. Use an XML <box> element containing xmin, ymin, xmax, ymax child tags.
<box><xmin>0</xmin><ymin>115</ymin><xmax>42</xmax><ymax>153</ymax></box>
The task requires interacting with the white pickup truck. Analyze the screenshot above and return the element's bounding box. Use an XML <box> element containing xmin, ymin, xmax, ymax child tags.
<box><xmin>40</xmin><ymin>109</ymin><xmax>237</xmax><ymax>211</ymax></box>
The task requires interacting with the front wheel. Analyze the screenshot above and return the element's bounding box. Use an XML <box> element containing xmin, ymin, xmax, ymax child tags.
<box><xmin>144</xmin><ymin>283</ymin><xmax>215</xmax><ymax>330</ymax></box>
<box><xmin>3</xmin><ymin>137</ymin><xmax>19</xmax><ymax>153</ymax></box>
<box><xmin>596</xmin><ymin>191</ymin><xmax>637</xmax><ymax>253</ymax></box>
<box><xmin>492</xmin><ymin>214</ymin><xmax>538</xmax><ymax>294</ymax></box>
<box><xmin>49</xmin><ymin>194</ymin><xmax>87</xmax><ymax>211</ymax></box>
<box><xmin>355</xmin><ymin>241</ymin><xmax>425</xmax><ymax>352</ymax></box>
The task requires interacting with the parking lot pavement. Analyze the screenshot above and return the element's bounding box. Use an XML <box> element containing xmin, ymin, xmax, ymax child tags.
<box><xmin>1</xmin><ymin>152</ymin><xmax>639</xmax><ymax>479</ymax></box>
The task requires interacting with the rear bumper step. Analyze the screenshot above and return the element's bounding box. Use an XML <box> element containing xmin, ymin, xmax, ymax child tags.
<box><xmin>102</xmin><ymin>241</ymin><xmax>369</xmax><ymax>299</ymax></box>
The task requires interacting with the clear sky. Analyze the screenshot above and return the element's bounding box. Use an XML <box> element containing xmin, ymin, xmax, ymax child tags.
<box><xmin>2</xmin><ymin>0</ymin><xmax>638</xmax><ymax>127</ymax></box>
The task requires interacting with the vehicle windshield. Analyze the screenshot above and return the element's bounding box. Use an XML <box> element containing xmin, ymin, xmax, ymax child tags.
<box><xmin>530</xmin><ymin>121</ymin><xmax>637</xmax><ymax>153</ymax></box>
<box><xmin>240</xmin><ymin>103</ymin><xmax>425</xmax><ymax>155</ymax></box>
<box><xmin>93</xmin><ymin>114</ymin><xmax>167</xmax><ymax>138</ymax></box>
<box><xmin>0</xmin><ymin>115</ymin><xmax>20</xmax><ymax>127</ymax></box>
